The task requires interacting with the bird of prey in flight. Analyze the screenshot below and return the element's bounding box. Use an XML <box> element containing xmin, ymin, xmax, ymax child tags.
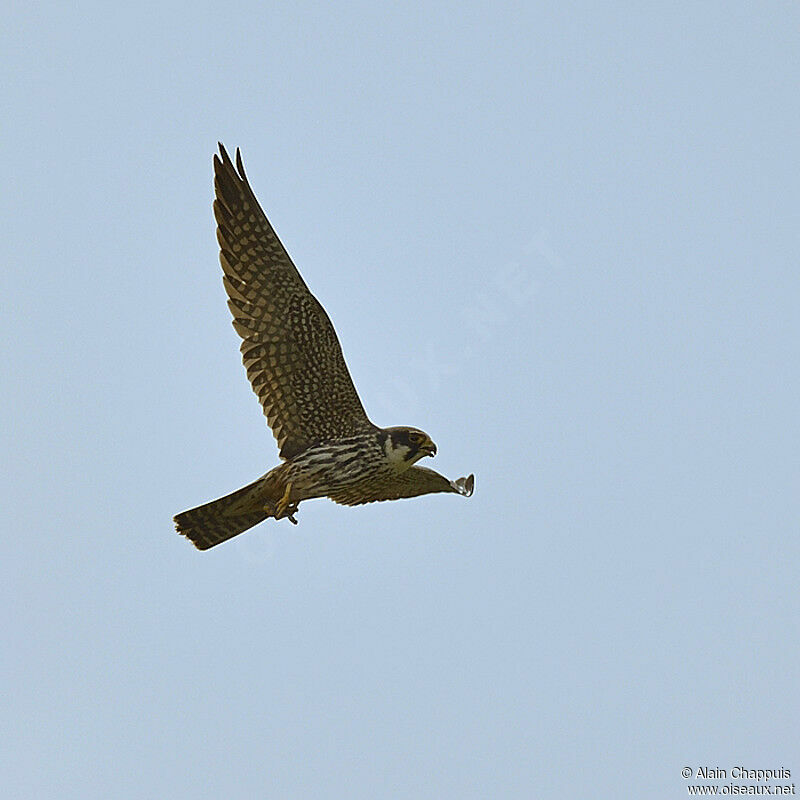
<box><xmin>174</xmin><ymin>145</ymin><xmax>474</xmax><ymax>550</ymax></box>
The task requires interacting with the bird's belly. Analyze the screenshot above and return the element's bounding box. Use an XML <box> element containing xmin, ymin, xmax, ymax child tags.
<box><xmin>285</xmin><ymin>439</ymin><xmax>391</xmax><ymax>500</ymax></box>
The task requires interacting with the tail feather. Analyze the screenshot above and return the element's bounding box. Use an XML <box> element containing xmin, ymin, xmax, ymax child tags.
<box><xmin>174</xmin><ymin>476</ymin><xmax>271</xmax><ymax>550</ymax></box>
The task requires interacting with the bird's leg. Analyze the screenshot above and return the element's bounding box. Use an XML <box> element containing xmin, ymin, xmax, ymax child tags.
<box><xmin>263</xmin><ymin>481</ymin><xmax>299</xmax><ymax>523</ymax></box>
<box><xmin>275</xmin><ymin>481</ymin><xmax>295</xmax><ymax>519</ymax></box>
<box><xmin>263</xmin><ymin>502</ymin><xmax>298</xmax><ymax>523</ymax></box>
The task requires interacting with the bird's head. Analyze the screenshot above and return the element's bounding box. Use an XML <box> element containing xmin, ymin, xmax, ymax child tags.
<box><xmin>381</xmin><ymin>427</ymin><xmax>437</xmax><ymax>468</ymax></box>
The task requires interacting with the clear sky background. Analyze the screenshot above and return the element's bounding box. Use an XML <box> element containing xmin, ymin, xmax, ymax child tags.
<box><xmin>2</xmin><ymin>2</ymin><xmax>798</xmax><ymax>798</ymax></box>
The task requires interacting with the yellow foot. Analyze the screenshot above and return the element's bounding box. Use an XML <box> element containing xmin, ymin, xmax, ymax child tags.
<box><xmin>264</xmin><ymin>482</ymin><xmax>299</xmax><ymax>524</ymax></box>
<box><xmin>276</xmin><ymin>481</ymin><xmax>293</xmax><ymax>515</ymax></box>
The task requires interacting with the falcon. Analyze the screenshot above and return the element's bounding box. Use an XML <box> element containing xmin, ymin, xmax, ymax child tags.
<box><xmin>174</xmin><ymin>145</ymin><xmax>474</xmax><ymax>550</ymax></box>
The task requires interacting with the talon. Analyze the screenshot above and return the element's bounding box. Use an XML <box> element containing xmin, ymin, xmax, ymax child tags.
<box><xmin>285</xmin><ymin>502</ymin><xmax>299</xmax><ymax>524</ymax></box>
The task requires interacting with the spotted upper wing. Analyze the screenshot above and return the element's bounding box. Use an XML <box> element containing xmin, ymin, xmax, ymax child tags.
<box><xmin>213</xmin><ymin>144</ymin><xmax>373</xmax><ymax>459</ymax></box>
<box><xmin>328</xmin><ymin>467</ymin><xmax>475</xmax><ymax>506</ymax></box>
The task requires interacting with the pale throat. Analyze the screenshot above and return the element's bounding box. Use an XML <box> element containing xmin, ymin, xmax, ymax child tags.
<box><xmin>383</xmin><ymin>438</ymin><xmax>421</xmax><ymax>471</ymax></box>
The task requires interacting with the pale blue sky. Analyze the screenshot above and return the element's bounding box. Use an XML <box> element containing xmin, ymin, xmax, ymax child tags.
<box><xmin>2</xmin><ymin>2</ymin><xmax>798</xmax><ymax>798</ymax></box>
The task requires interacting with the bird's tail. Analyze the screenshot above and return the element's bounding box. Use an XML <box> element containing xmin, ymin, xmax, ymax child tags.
<box><xmin>174</xmin><ymin>474</ymin><xmax>276</xmax><ymax>550</ymax></box>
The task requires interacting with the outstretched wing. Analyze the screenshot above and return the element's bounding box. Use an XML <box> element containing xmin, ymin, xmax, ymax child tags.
<box><xmin>214</xmin><ymin>144</ymin><xmax>373</xmax><ymax>460</ymax></box>
<box><xmin>328</xmin><ymin>467</ymin><xmax>475</xmax><ymax>506</ymax></box>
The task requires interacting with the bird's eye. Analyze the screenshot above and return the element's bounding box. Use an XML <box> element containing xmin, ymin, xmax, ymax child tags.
<box><xmin>409</xmin><ymin>432</ymin><xmax>422</xmax><ymax>443</ymax></box>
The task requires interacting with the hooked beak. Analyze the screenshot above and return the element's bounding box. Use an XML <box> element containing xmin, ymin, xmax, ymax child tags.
<box><xmin>420</xmin><ymin>438</ymin><xmax>437</xmax><ymax>458</ymax></box>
